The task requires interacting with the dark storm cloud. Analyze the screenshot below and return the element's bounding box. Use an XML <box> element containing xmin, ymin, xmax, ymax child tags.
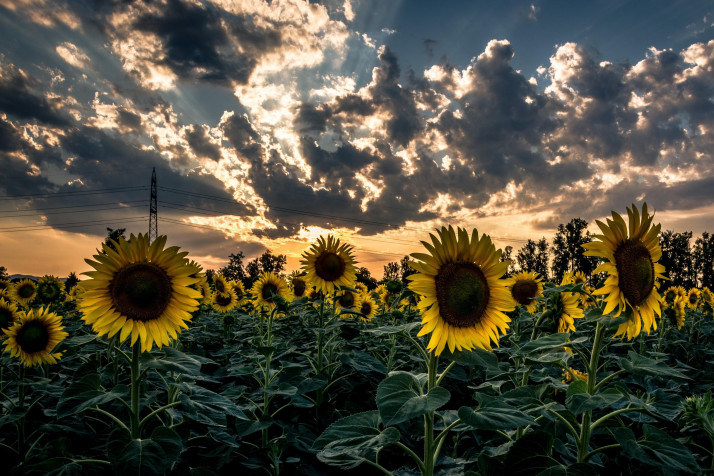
<box><xmin>184</xmin><ymin>124</ymin><xmax>221</xmax><ymax>161</ymax></box>
<box><xmin>0</xmin><ymin>64</ymin><xmax>72</xmax><ymax>126</ymax></box>
<box><xmin>116</xmin><ymin>108</ymin><xmax>142</xmax><ymax>131</ymax></box>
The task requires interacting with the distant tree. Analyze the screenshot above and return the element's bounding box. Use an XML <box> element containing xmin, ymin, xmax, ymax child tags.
<box><xmin>660</xmin><ymin>230</ymin><xmax>695</xmax><ymax>288</ymax></box>
<box><xmin>220</xmin><ymin>252</ymin><xmax>246</xmax><ymax>282</ymax></box>
<box><xmin>399</xmin><ymin>256</ymin><xmax>416</xmax><ymax>284</ymax></box>
<box><xmin>0</xmin><ymin>265</ymin><xmax>7</xmax><ymax>279</ymax></box>
<box><xmin>65</xmin><ymin>272</ymin><xmax>79</xmax><ymax>292</ymax></box>
<box><xmin>516</xmin><ymin>238</ymin><xmax>550</xmax><ymax>280</ymax></box>
<box><xmin>499</xmin><ymin>245</ymin><xmax>514</xmax><ymax>277</ymax></box>
<box><xmin>356</xmin><ymin>267</ymin><xmax>378</xmax><ymax>290</ymax></box>
<box><xmin>551</xmin><ymin>218</ymin><xmax>598</xmax><ymax>282</ymax></box>
<box><xmin>693</xmin><ymin>232</ymin><xmax>714</xmax><ymax>289</ymax></box>
<box><xmin>382</xmin><ymin>261</ymin><xmax>400</xmax><ymax>282</ymax></box>
<box><xmin>246</xmin><ymin>250</ymin><xmax>287</xmax><ymax>286</ymax></box>
<box><xmin>205</xmin><ymin>269</ymin><xmax>215</xmax><ymax>284</ymax></box>
<box><xmin>103</xmin><ymin>227</ymin><xmax>126</xmax><ymax>253</ymax></box>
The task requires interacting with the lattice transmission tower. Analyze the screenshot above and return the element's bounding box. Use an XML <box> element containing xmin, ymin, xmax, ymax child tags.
<box><xmin>148</xmin><ymin>167</ymin><xmax>158</xmax><ymax>243</ymax></box>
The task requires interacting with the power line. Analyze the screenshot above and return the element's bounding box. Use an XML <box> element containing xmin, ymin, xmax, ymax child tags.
<box><xmin>0</xmin><ymin>199</ymin><xmax>147</xmax><ymax>214</ymax></box>
<box><xmin>0</xmin><ymin>217</ymin><xmax>147</xmax><ymax>233</ymax></box>
<box><xmin>0</xmin><ymin>202</ymin><xmax>147</xmax><ymax>219</ymax></box>
<box><xmin>0</xmin><ymin>186</ymin><xmax>148</xmax><ymax>200</ymax></box>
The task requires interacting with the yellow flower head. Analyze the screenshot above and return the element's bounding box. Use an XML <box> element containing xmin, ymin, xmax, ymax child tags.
<box><xmin>79</xmin><ymin>234</ymin><xmax>201</xmax><ymax>352</ymax></box>
<box><xmin>251</xmin><ymin>272</ymin><xmax>290</xmax><ymax>310</ymax></box>
<box><xmin>3</xmin><ymin>306</ymin><xmax>67</xmax><ymax>367</ymax></box>
<box><xmin>11</xmin><ymin>279</ymin><xmax>37</xmax><ymax>307</ymax></box>
<box><xmin>509</xmin><ymin>271</ymin><xmax>543</xmax><ymax>313</ymax></box>
<box><xmin>408</xmin><ymin>226</ymin><xmax>516</xmax><ymax>356</ymax></box>
<box><xmin>583</xmin><ymin>203</ymin><xmax>665</xmax><ymax>340</ymax></box>
<box><xmin>301</xmin><ymin>235</ymin><xmax>357</xmax><ymax>295</ymax></box>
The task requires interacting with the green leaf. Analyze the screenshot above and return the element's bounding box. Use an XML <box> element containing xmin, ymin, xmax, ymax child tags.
<box><xmin>142</xmin><ymin>347</ymin><xmax>203</xmax><ymax>375</ymax></box>
<box><xmin>565</xmin><ymin>382</ymin><xmax>623</xmax><ymax>415</ymax></box>
<box><xmin>362</xmin><ymin>322</ymin><xmax>421</xmax><ymax>336</ymax></box>
<box><xmin>340</xmin><ymin>351</ymin><xmax>387</xmax><ymax>375</ymax></box>
<box><xmin>517</xmin><ymin>333</ymin><xmax>587</xmax><ymax>355</ymax></box>
<box><xmin>376</xmin><ymin>373</ymin><xmax>450</xmax><ymax>426</ymax></box>
<box><xmin>443</xmin><ymin>347</ymin><xmax>504</xmax><ymax>376</ymax></box>
<box><xmin>107</xmin><ymin>426</ymin><xmax>182</xmax><ymax>475</ymax></box>
<box><xmin>613</xmin><ymin>425</ymin><xmax>699</xmax><ymax>473</ymax></box>
<box><xmin>312</xmin><ymin>411</ymin><xmax>400</xmax><ymax>469</ymax></box>
<box><xmin>458</xmin><ymin>394</ymin><xmax>536</xmax><ymax>431</ymax></box>
<box><xmin>503</xmin><ymin>431</ymin><xmax>560</xmax><ymax>475</ymax></box>
<box><xmin>618</xmin><ymin>351</ymin><xmax>689</xmax><ymax>380</ymax></box>
<box><xmin>173</xmin><ymin>382</ymin><xmax>247</xmax><ymax>427</ymax></box>
<box><xmin>56</xmin><ymin>374</ymin><xmax>129</xmax><ymax>419</ymax></box>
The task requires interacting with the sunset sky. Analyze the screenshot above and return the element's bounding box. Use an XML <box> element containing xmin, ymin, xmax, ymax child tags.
<box><xmin>1</xmin><ymin>0</ymin><xmax>713</xmax><ymax>279</ymax></box>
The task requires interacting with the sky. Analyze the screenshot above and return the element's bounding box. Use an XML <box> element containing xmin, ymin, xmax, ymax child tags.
<box><xmin>1</xmin><ymin>0</ymin><xmax>713</xmax><ymax>279</ymax></box>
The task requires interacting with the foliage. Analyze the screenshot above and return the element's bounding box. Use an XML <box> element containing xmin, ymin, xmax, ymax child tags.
<box><xmin>516</xmin><ymin>238</ymin><xmax>550</xmax><ymax>279</ymax></box>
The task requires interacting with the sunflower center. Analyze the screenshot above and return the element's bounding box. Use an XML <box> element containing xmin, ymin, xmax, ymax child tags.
<box><xmin>360</xmin><ymin>301</ymin><xmax>372</xmax><ymax>315</ymax></box>
<box><xmin>315</xmin><ymin>252</ymin><xmax>346</xmax><ymax>282</ymax></box>
<box><xmin>18</xmin><ymin>284</ymin><xmax>35</xmax><ymax>299</ymax></box>
<box><xmin>435</xmin><ymin>262</ymin><xmax>489</xmax><ymax>328</ymax></box>
<box><xmin>215</xmin><ymin>293</ymin><xmax>233</xmax><ymax>307</ymax></box>
<box><xmin>215</xmin><ymin>280</ymin><xmax>226</xmax><ymax>294</ymax></box>
<box><xmin>614</xmin><ymin>241</ymin><xmax>654</xmax><ymax>306</ymax></box>
<box><xmin>110</xmin><ymin>263</ymin><xmax>172</xmax><ymax>322</ymax></box>
<box><xmin>511</xmin><ymin>280</ymin><xmax>538</xmax><ymax>306</ymax></box>
<box><xmin>293</xmin><ymin>279</ymin><xmax>306</xmax><ymax>297</ymax></box>
<box><xmin>689</xmin><ymin>294</ymin><xmax>698</xmax><ymax>306</ymax></box>
<box><xmin>16</xmin><ymin>320</ymin><xmax>50</xmax><ymax>354</ymax></box>
<box><xmin>0</xmin><ymin>307</ymin><xmax>13</xmax><ymax>329</ymax></box>
<box><xmin>41</xmin><ymin>284</ymin><xmax>59</xmax><ymax>299</ymax></box>
<box><xmin>261</xmin><ymin>283</ymin><xmax>279</xmax><ymax>302</ymax></box>
<box><xmin>338</xmin><ymin>292</ymin><xmax>354</xmax><ymax>308</ymax></box>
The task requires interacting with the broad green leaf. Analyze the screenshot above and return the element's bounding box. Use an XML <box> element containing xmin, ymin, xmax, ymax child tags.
<box><xmin>142</xmin><ymin>347</ymin><xmax>203</xmax><ymax>375</ymax></box>
<box><xmin>362</xmin><ymin>322</ymin><xmax>421</xmax><ymax>336</ymax></box>
<box><xmin>56</xmin><ymin>374</ymin><xmax>129</xmax><ymax>419</ymax></box>
<box><xmin>340</xmin><ymin>351</ymin><xmax>387</xmax><ymax>375</ymax></box>
<box><xmin>565</xmin><ymin>382</ymin><xmax>623</xmax><ymax>415</ymax></box>
<box><xmin>443</xmin><ymin>347</ymin><xmax>504</xmax><ymax>376</ymax></box>
<box><xmin>613</xmin><ymin>425</ymin><xmax>699</xmax><ymax>473</ymax></box>
<box><xmin>312</xmin><ymin>411</ymin><xmax>401</xmax><ymax>469</ymax></box>
<box><xmin>376</xmin><ymin>373</ymin><xmax>450</xmax><ymax>426</ymax></box>
<box><xmin>458</xmin><ymin>394</ymin><xmax>536</xmax><ymax>431</ymax></box>
<box><xmin>173</xmin><ymin>382</ymin><xmax>247</xmax><ymax>427</ymax></box>
<box><xmin>618</xmin><ymin>351</ymin><xmax>689</xmax><ymax>380</ymax></box>
<box><xmin>503</xmin><ymin>430</ymin><xmax>560</xmax><ymax>475</ymax></box>
<box><xmin>107</xmin><ymin>426</ymin><xmax>182</xmax><ymax>475</ymax></box>
<box><xmin>517</xmin><ymin>333</ymin><xmax>587</xmax><ymax>355</ymax></box>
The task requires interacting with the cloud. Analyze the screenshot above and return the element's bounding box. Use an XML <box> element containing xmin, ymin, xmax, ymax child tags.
<box><xmin>0</xmin><ymin>62</ymin><xmax>72</xmax><ymax>126</ymax></box>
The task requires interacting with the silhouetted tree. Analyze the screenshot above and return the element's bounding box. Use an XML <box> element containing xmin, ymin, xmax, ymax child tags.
<box><xmin>356</xmin><ymin>267</ymin><xmax>378</xmax><ymax>290</ymax></box>
<box><xmin>693</xmin><ymin>232</ymin><xmax>714</xmax><ymax>289</ymax></box>
<box><xmin>0</xmin><ymin>266</ymin><xmax>7</xmax><ymax>280</ymax></box>
<box><xmin>660</xmin><ymin>230</ymin><xmax>695</xmax><ymax>288</ymax></box>
<box><xmin>205</xmin><ymin>269</ymin><xmax>215</xmax><ymax>284</ymax></box>
<box><xmin>399</xmin><ymin>256</ymin><xmax>416</xmax><ymax>284</ymax></box>
<box><xmin>65</xmin><ymin>272</ymin><xmax>79</xmax><ymax>292</ymax></box>
<box><xmin>516</xmin><ymin>238</ymin><xmax>550</xmax><ymax>280</ymax></box>
<box><xmin>103</xmin><ymin>227</ymin><xmax>126</xmax><ymax>253</ymax></box>
<box><xmin>220</xmin><ymin>252</ymin><xmax>246</xmax><ymax>282</ymax></box>
<box><xmin>551</xmin><ymin>218</ymin><xmax>598</xmax><ymax>282</ymax></box>
<box><xmin>382</xmin><ymin>261</ymin><xmax>400</xmax><ymax>282</ymax></box>
<box><xmin>246</xmin><ymin>250</ymin><xmax>287</xmax><ymax>286</ymax></box>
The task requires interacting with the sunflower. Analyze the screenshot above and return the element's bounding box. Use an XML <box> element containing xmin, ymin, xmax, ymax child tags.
<box><xmin>11</xmin><ymin>279</ymin><xmax>37</xmax><ymax>307</ymax></box>
<box><xmin>211</xmin><ymin>288</ymin><xmax>238</xmax><ymax>313</ymax></box>
<box><xmin>672</xmin><ymin>295</ymin><xmax>686</xmax><ymax>330</ymax></box>
<box><xmin>288</xmin><ymin>273</ymin><xmax>309</xmax><ymax>301</ymax></box>
<box><xmin>562</xmin><ymin>367</ymin><xmax>588</xmax><ymax>384</ymax></box>
<box><xmin>509</xmin><ymin>271</ymin><xmax>543</xmax><ymax>313</ymax></box>
<box><xmin>572</xmin><ymin>271</ymin><xmax>588</xmax><ymax>286</ymax></box>
<box><xmin>376</xmin><ymin>284</ymin><xmax>407</xmax><ymax>310</ymax></box>
<box><xmin>355</xmin><ymin>293</ymin><xmax>377</xmax><ymax>321</ymax></box>
<box><xmin>355</xmin><ymin>282</ymin><xmax>368</xmax><ymax>295</ymax></box>
<box><xmin>230</xmin><ymin>280</ymin><xmax>247</xmax><ymax>304</ymax></box>
<box><xmin>555</xmin><ymin>290</ymin><xmax>585</xmax><ymax>333</ymax></box>
<box><xmin>335</xmin><ymin>289</ymin><xmax>357</xmax><ymax>310</ymax></box>
<box><xmin>663</xmin><ymin>287</ymin><xmax>679</xmax><ymax>307</ymax></box>
<box><xmin>407</xmin><ymin>226</ymin><xmax>516</xmax><ymax>355</ymax></box>
<box><xmin>583</xmin><ymin>203</ymin><xmax>665</xmax><ymax>340</ymax></box>
<box><xmin>701</xmin><ymin>287</ymin><xmax>713</xmax><ymax>311</ymax></box>
<box><xmin>0</xmin><ymin>279</ymin><xmax>11</xmax><ymax>295</ymax></box>
<box><xmin>78</xmin><ymin>234</ymin><xmax>201</xmax><ymax>353</ymax></box>
<box><xmin>36</xmin><ymin>275</ymin><xmax>65</xmax><ymax>304</ymax></box>
<box><xmin>212</xmin><ymin>274</ymin><xmax>231</xmax><ymax>297</ymax></box>
<box><xmin>687</xmin><ymin>288</ymin><xmax>701</xmax><ymax>309</ymax></box>
<box><xmin>0</xmin><ymin>297</ymin><xmax>21</xmax><ymax>336</ymax></box>
<box><xmin>3</xmin><ymin>306</ymin><xmax>67</xmax><ymax>366</ymax></box>
<box><xmin>67</xmin><ymin>283</ymin><xmax>86</xmax><ymax>301</ymax></box>
<box><xmin>251</xmin><ymin>272</ymin><xmax>290</xmax><ymax>310</ymax></box>
<box><xmin>301</xmin><ymin>235</ymin><xmax>357</xmax><ymax>295</ymax></box>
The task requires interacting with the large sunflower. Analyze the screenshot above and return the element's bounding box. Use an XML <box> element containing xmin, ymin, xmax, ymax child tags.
<box><xmin>301</xmin><ymin>235</ymin><xmax>357</xmax><ymax>295</ymax></box>
<box><xmin>509</xmin><ymin>271</ymin><xmax>543</xmax><ymax>313</ymax></box>
<box><xmin>583</xmin><ymin>203</ymin><xmax>665</xmax><ymax>339</ymax></box>
<box><xmin>407</xmin><ymin>226</ymin><xmax>516</xmax><ymax>355</ymax></box>
<box><xmin>78</xmin><ymin>234</ymin><xmax>201</xmax><ymax>352</ymax></box>
<box><xmin>251</xmin><ymin>272</ymin><xmax>290</xmax><ymax>310</ymax></box>
<box><xmin>3</xmin><ymin>306</ymin><xmax>67</xmax><ymax>366</ymax></box>
<box><xmin>0</xmin><ymin>297</ymin><xmax>21</xmax><ymax>336</ymax></box>
<box><xmin>11</xmin><ymin>279</ymin><xmax>37</xmax><ymax>307</ymax></box>
<box><xmin>36</xmin><ymin>275</ymin><xmax>65</xmax><ymax>304</ymax></box>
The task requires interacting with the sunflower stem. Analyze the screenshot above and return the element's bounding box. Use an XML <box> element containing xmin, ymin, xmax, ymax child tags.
<box><xmin>422</xmin><ymin>353</ymin><xmax>438</xmax><ymax>476</ymax></box>
<box><xmin>130</xmin><ymin>341</ymin><xmax>141</xmax><ymax>439</ymax></box>
<box><xmin>576</xmin><ymin>320</ymin><xmax>606</xmax><ymax>463</ymax></box>
<box><xmin>16</xmin><ymin>364</ymin><xmax>26</xmax><ymax>459</ymax></box>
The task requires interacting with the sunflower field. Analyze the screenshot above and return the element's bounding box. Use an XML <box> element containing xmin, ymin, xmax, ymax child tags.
<box><xmin>1</xmin><ymin>203</ymin><xmax>714</xmax><ymax>475</ymax></box>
